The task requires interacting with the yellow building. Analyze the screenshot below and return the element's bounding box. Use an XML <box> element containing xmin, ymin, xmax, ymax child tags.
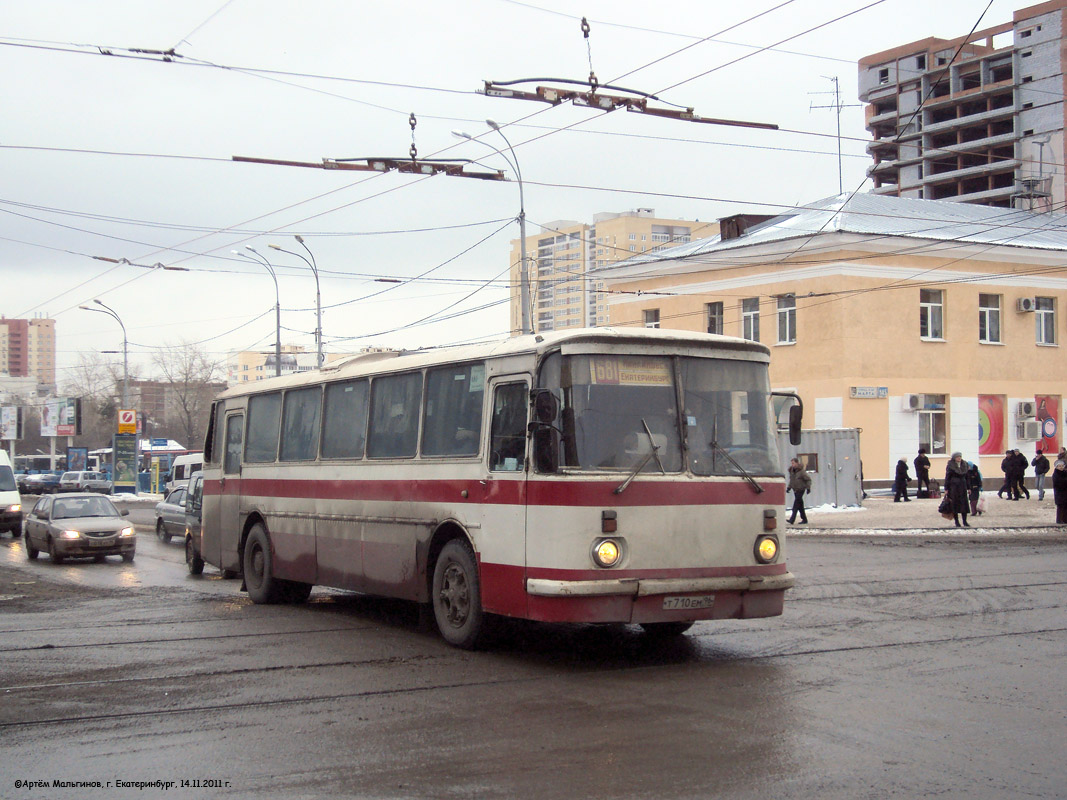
<box><xmin>508</xmin><ymin>209</ymin><xmax>717</xmax><ymax>334</ymax></box>
<box><xmin>225</xmin><ymin>345</ymin><xmax>349</xmax><ymax>386</ymax></box>
<box><xmin>596</xmin><ymin>193</ymin><xmax>1067</xmax><ymax>481</ymax></box>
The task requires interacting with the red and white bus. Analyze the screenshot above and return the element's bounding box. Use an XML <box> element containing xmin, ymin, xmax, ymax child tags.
<box><xmin>199</xmin><ymin>328</ymin><xmax>801</xmax><ymax>648</ymax></box>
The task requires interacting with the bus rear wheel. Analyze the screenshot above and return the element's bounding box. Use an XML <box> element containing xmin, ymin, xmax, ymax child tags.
<box><xmin>432</xmin><ymin>539</ymin><xmax>484</xmax><ymax>650</ymax></box>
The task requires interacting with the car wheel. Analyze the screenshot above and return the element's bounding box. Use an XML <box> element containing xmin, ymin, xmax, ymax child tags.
<box><xmin>155</xmin><ymin>520</ymin><xmax>172</xmax><ymax>543</ymax></box>
<box><xmin>122</xmin><ymin>551</ymin><xmax>135</xmax><ymax>563</ymax></box>
<box><xmin>94</xmin><ymin>554</ymin><xmax>106</xmax><ymax>563</ymax></box>
<box><xmin>432</xmin><ymin>539</ymin><xmax>485</xmax><ymax>650</ymax></box>
<box><xmin>186</xmin><ymin>536</ymin><xmax>204</xmax><ymax>576</ymax></box>
<box><xmin>48</xmin><ymin>537</ymin><xmax>64</xmax><ymax>565</ymax></box>
<box><xmin>25</xmin><ymin>533</ymin><xmax>39</xmax><ymax>560</ymax></box>
<box><xmin>220</xmin><ymin>569</ymin><xmax>239</xmax><ymax>580</ymax></box>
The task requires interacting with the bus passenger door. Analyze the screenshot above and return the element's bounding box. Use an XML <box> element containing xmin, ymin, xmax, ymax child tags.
<box><xmin>479</xmin><ymin>379</ymin><xmax>529</xmax><ymax>617</ymax></box>
<box><xmin>211</xmin><ymin>412</ymin><xmax>244</xmax><ymax>574</ymax></box>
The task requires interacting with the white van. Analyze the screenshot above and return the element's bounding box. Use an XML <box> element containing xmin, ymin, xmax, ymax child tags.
<box><xmin>0</xmin><ymin>451</ymin><xmax>23</xmax><ymax>536</ymax></box>
<box><xmin>167</xmin><ymin>453</ymin><xmax>204</xmax><ymax>492</ymax></box>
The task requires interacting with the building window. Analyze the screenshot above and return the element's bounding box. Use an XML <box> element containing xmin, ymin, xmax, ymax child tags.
<box><xmin>916</xmin><ymin>55</ymin><xmax>926</xmax><ymax>69</ymax></box>
<box><xmin>643</xmin><ymin>309</ymin><xmax>660</xmax><ymax>329</ymax></box>
<box><xmin>979</xmin><ymin>294</ymin><xmax>1001</xmax><ymax>343</ymax></box>
<box><xmin>918</xmin><ymin>394</ymin><xmax>947</xmax><ymax>455</ymax></box>
<box><xmin>742</xmin><ymin>298</ymin><xmax>760</xmax><ymax>341</ymax></box>
<box><xmin>878</xmin><ymin>67</ymin><xmax>890</xmax><ymax>84</ymax></box>
<box><xmin>920</xmin><ymin>288</ymin><xmax>944</xmax><ymax>339</ymax></box>
<box><xmin>705</xmin><ymin>302</ymin><xmax>724</xmax><ymax>335</ymax></box>
<box><xmin>1036</xmin><ymin>296</ymin><xmax>1056</xmax><ymax>344</ymax></box>
<box><xmin>777</xmin><ymin>295</ymin><xmax>796</xmax><ymax>344</ymax></box>
<box><xmin>628</xmin><ymin>233</ymin><xmax>636</xmax><ymax>240</ymax></box>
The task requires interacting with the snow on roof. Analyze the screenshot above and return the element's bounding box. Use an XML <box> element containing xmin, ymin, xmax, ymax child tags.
<box><xmin>598</xmin><ymin>193</ymin><xmax>1067</xmax><ymax>275</ymax></box>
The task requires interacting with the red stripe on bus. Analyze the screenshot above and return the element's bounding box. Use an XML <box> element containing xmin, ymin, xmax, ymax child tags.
<box><xmin>204</xmin><ymin>477</ymin><xmax>784</xmax><ymax>506</ymax></box>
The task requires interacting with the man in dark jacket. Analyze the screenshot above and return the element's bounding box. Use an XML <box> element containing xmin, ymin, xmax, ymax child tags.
<box><xmin>893</xmin><ymin>458</ymin><xmax>912</xmax><ymax>502</ymax></box>
<box><xmin>787</xmin><ymin>457</ymin><xmax>812</xmax><ymax>524</ymax></box>
<box><xmin>914</xmin><ymin>448</ymin><xmax>931</xmax><ymax>496</ymax></box>
<box><xmin>1032</xmin><ymin>449</ymin><xmax>1050</xmax><ymax>501</ymax></box>
<box><xmin>1013</xmin><ymin>449</ymin><xmax>1030</xmax><ymax>499</ymax></box>
<box><xmin>999</xmin><ymin>450</ymin><xmax>1016</xmax><ymax>499</ymax></box>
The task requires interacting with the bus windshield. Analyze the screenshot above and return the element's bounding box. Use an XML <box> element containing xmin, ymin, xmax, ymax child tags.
<box><xmin>536</xmin><ymin>352</ymin><xmax>780</xmax><ymax>476</ymax></box>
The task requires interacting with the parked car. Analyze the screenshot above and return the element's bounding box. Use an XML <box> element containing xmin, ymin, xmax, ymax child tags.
<box><xmin>154</xmin><ymin>485</ymin><xmax>188</xmax><ymax>543</ymax></box>
<box><xmin>58</xmin><ymin>471</ymin><xmax>112</xmax><ymax>494</ymax></box>
<box><xmin>24</xmin><ymin>493</ymin><xmax>135</xmax><ymax>564</ymax></box>
<box><xmin>19</xmin><ymin>473</ymin><xmax>61</xmax><ymax>495</ymax></box>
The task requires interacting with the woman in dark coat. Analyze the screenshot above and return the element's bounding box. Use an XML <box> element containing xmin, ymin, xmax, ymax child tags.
<box><xmin>967</xmin><ymin>462</ymin><xmax>983</xmax><ymax>515</ymax></box>
<box><xmin>893</xmin><ymin>458</ymin><xmax>911</xmax><ymax>502</ymax></box>
<box><xmin>944</xmin><ymin>452</ymin><xmax>972</xmax><ymax>528</ymax></box>
<box><xmin>1053</xmin><ymin>460</ymin><xmax>1067</xmax><ymax>525</ymax></box>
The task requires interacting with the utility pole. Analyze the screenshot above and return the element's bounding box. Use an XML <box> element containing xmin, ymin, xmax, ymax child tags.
<box><xmin>810</xmin><ymin>76</ymin><xmax>853</xmax><ymax>195</ymax></box>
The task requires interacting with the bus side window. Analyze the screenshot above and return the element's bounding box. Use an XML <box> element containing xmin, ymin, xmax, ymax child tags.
<box><xmin>224</xmin><ymin>414</ymin><xmax>244</xmax><ymax>475</ymax></box>
<box><xmin>489</xmin><ymin>383</ymin><xmax>528</xmax><ymax>471</ymax></box>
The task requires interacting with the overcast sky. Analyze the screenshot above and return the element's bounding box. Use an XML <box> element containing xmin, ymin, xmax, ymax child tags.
<box><xmin>1</xmin><ymin>0</ymin><xmax>1012</xmax><ymax>385</ymax></box>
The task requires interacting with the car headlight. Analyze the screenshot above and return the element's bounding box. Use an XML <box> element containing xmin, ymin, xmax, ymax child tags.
<box><xmin>8</xmin><ymin>504</ymin><xmax>20</xmax><ymax>513</ymax></box>
<box><xmin>592</xmin><ymin>538</ymin><xmax>622</xmax><ymax>568</ymax></box>
<box><xmin>754</xmin><ymin>535</ymin><xmax>779</xmax><ymax>564</ymax></box>
<box><xmin>119</xmin><ymin>527</ymin><xmax>135</xmax><ymax>538</ymax></box>
<box><xmin>60</xmin><ymin>530</ymin><xmax>81</xmax><ymax>539</ymax></box>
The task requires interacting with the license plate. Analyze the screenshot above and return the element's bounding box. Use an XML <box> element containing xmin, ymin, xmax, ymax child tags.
<box><xmin>662</xmin><ymin>595</ymin><xmax>714</xmax><ymax>610</ymax></box>
<box><xmin>90</xmin><ymin>538</ymin><xmax>113</xmax><ymax>547</ymax></box>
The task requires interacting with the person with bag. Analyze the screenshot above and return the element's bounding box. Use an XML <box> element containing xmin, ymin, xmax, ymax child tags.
<box><xmin>943</xmin><ymin>452</ymin><xmax>972</xmax><ymax>528</ymax></box>
<box><xmin>914</xmin><ymin>448</ymin><xmax>931</xmax><ymax>497</ymax></box>
<box><xmin>787</xmin><ymin>457</ymin><xmax>812</xmax><ymax>525</ymax></box>
<box><xmin>967</xmin><ymin>462</ymin><xmax>984</xmax><ymax>516</ymax></box>
<box><xmin>1032</xmin><ymin>449</ymin><xmax>1050</xmax><ymax>501</ymax></box>
<box><xmin>893</xmin><ymin>458</ymin><xmax>912</xmax><ymax>502</ymax></box>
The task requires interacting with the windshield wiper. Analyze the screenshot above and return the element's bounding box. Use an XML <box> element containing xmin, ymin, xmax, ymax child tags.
<box><xmin>614</xmin><ymin>419</ymin><xmax>665</xmax><ymax>495</ymax></box>
<box><xmin>708</xmin><ymin>440</ymin><xmax>764</xmax><ymax>494</ymax></box>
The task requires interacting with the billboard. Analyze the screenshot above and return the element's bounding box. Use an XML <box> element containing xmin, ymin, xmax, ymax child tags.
<box><xmin>67</xmin><ymin>447</ymin><xmax>88</xmax><ymax>472</ymax></box>
<box><xmin>41</xmin><ymin>398</ymin><xmax>81</xmax><ymax>437</ymax></box>
<box><xmin>1</xmin><ymin>407</ymin><xmax>21</xmax><ymax>441</ymax></box>
<box><xmin>112</xmin><ymin>434</ymin><xmax>138</xmax><ymax>491</ymax></box>
<box><xmin>1035</xmin><ymin>395</ymin><xmax>1060</xmax><ymax>453</ymax></box>
<box><xmin>978</xmin><ymin>395</ymin><xmax>1004</xmax><ymax>456</ymax></box>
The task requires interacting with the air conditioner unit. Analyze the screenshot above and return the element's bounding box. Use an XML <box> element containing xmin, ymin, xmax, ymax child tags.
<box><xmin>1017</xmin><ymin>401</ymin><xmax>1036</xmax><ymax>418</ymax></box>
<box><xmin>1017</xmin><ymin>297</ymin><xmax>1037</xmax><ymax>313</ymax></box>
<box><xmin>904</xmin><ymin>393</ymin><xmax>924</xmax><ymax>411</ymax></box>
<box><xmin>1017</xmin><ymin>419</ymin><xmax>1042</xmax><ymax>440</ymax></box>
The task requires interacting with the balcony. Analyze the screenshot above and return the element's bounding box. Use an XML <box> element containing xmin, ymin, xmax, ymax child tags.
<box><xmin>922</xmin><ymin>104</ymin><xmax>1016</xmax><ymax>137</ymax></box>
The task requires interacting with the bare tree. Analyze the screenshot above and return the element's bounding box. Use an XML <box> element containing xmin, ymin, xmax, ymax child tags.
<box><xmin>151</xmin><ymin>341</ymin><xmax>224</xmax><ymax>450</ymax></box>
<box><xmin>62</xmin><ymin>352</ymin><xmax>132</xmax><ymax>448</ymax></box>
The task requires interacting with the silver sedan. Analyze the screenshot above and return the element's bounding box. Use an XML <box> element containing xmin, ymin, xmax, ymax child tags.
<box><xmin>24</xmin><ymin>493</ymin><xmax>135</xmax><ymax>564</ymax></box>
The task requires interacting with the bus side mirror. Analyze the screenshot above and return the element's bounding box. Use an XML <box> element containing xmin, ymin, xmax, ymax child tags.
<box><xmin>532</xmin><ymin>390</ymin><xmax>559</xmax><ymax>423</ymax></box>
<box><xmin>789</xmin><ymin>405</ymin><xmax>802</xmax><ymax>446</ymax></box>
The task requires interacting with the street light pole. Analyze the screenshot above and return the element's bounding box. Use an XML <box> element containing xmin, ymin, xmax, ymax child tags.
<box><xmin>234</xmin><ymin>247</ymin><xmax>281</xmax><ymax>377</ymax></box>
<box><xmin>452</xmin><ymin>121</ymin><xmax>531</xmax><ymax>335</ymax></box>
<box><xmin>80</xmin><ymin>300</ymin><xmax>128</xmax><ymax>407</ymax></box>
<box><xmin>269</xmin><ymin>236</ymin><xmax>322</xmax><ymax>367</ymax></box>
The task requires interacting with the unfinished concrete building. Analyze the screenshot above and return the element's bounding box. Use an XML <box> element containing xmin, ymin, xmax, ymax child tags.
<box><xmin>858</xmin><ymin>0</ymin><xmax>1066</xmax><ymax>210</ymax></box>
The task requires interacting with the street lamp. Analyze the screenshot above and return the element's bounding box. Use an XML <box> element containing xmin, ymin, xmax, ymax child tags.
<box><xmin>79</xmin><ymin>299</ymin><xmax>128</xmax><ymax>407</ymax></box>
<box><xmin>269</xmin><ymin>236</ymin><xmax>323</xmax><ymax>367</ymax></box>
<box><xmin>451</xmin><ymin>120</ymin><xmax>531</xmax><ymax>335</ymax></box>
<box><xmin>233</xmin><ymin>247</ymin><xmax>282</xmax><ymax>377</ymax></box>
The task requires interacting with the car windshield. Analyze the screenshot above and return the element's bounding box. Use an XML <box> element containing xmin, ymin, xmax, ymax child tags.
<box><xmin>52</xmin><ymin>496</ymin><xmax>120</xmax><ymax>520</ymax></box>
<box><xmin>0</xmin><ymin>467</ymin><xmax>15</xmax><ymax>492</ymax></box>
<box><xmin>534</xmin><ymin>351</ymin><xmax>780</xmax><ymax>476</ymax></box>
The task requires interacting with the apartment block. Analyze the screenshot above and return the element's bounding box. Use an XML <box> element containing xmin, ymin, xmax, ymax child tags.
<box><xmin>858</xmin><ymin>0</ymin><xmax>1067</xmax><ymax>209</ymax></box>
<box><xmin>508</xmin><ymin>209</ymin><xmax>717</xmax><ymax>334</ymax></box>
<box><xmin>0</xmin><ymin>316</ymin><xmax>56</xmax><ymax>388</ymax></box>
<box><xmin>225</xmin><ymin>346</ymin><xmax>352</xmax><ymax>385</ymax></box>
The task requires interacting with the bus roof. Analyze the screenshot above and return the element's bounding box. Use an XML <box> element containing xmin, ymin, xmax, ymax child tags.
<box><xmin>215</xmin><ymin>327</ymin><xmax>769</xmax><ymax>400</ymax></box>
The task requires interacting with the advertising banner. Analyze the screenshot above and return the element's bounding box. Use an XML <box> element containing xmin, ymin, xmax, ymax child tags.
<box><xmin>1</xmin><ymin>407</ymin><xmax>19</xmax><ymax>440</ymax></box>
<box><xmin>41</xmin><ymin>398</ymin><xmax>80</xmax><ymax>437</ymax></box>
<box><xmin>1035</xmin><ymin>395</ymin><xmax>1060</xmax><ymax>454</ymax></box>
<box><xmin>978</xmin><ymin>394</ymin><xmax>1004</xmax><ymax>456</ymax></box>
<box><xmin>112</xmin><ymin>434</ymin><xmax>138</xmax><ymax>492</ymax></box>
<box><xmin>67</xmin><ymin>447</ymin><xmax>88</xmax><ymax>472</ymax></box>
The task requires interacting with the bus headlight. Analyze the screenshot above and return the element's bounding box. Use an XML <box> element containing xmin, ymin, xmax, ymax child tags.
<box><xmin>754</xmin><ymin>535</ymin><xmax>779</xmax><ymax>564</ymax></box>
<box><xmin>592</xmin><ymin>538</ymin><xmax>622</xmax><ymax>568</ymax></box>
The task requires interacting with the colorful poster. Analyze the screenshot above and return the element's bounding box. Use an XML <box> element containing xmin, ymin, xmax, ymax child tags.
<box><xmin>978</xmin><ymin>395</ymin><xmax>1004</xmax><ymax>455</ymax></box>
<box><xmin>1035</xmin><ymin>395</ymin><xmax>1060</xmax><ymax>454</ymax></box>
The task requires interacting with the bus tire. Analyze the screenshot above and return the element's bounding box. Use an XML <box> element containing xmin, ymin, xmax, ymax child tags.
<box><xmin>432</xmin><ymin>539</ymin><xmax>484</xmax><ymax>649</ymax></box>
<box><xmin>243</xmin><ymin>523</ymin><xmax>285</xmax><ymax>604</ymax></box>
<box><xmin>640</xmin><ymin>622</ymin><xmax>694</xmax><ymax>638</ymax></box>
<box><xmin>186</xmin><ymin>536</ymin><xmax>204</xmax><ymax>576</ymax></box>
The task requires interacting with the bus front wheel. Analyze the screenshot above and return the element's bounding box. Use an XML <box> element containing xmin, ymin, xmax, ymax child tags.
<box><xmin>432</xmin><ymin>539</ymin><xmax>484</xmax><ymax>650</ymax></box>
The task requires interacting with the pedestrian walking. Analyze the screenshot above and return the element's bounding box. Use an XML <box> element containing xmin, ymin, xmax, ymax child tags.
<box><xmin>967</xmin><ymin>462</ymin><xmax>983</xmax><ymax>516</ymax></box>
<box><xmin>998</xmin><ymin>450</ymin><xmax>1015</xmax><ymax>499</ymax></box>
<box><xmin>914</xmin><ymin>448</ymin><xmax>931</xmax><ymax>496</ymax></box>
<box><xmin>787</xmin><ymin>457</ymin><xmax>812</xmax><ymax>525</ymax></box>
<box><xmin>893</xmin><ymin>458</ymin><xmax>912</xmax><ymax>502</ymax></box>
<box><xmin>944</xmin><ymin>452</ymin><xmax>972</xmax><ymax>528</ymax></box>
<box><xmin>1013</xmin><ymin>449</ymin><xmax>1030</xmax><ymax>499</ymax></box>
<box><xmin>1053</xmin><ymin>460</ymin><xmax>1067</xmax><ymax>525</ymax></box>
<box><xmin>1032</xmin><ymin>449</ymin><xmax>1050</xmax><ymax>501</ymax></box>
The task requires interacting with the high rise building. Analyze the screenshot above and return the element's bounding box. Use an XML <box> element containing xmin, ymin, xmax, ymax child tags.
<box><xmin>0</xmin><ymin>317</ymin><xmax>56</xmax><ymax>388</ymax></box>
<box><xmin>858</xmin><ymin>0</ymin><xmax>1066</xmax><ymax>209</ymax></box>
<box><xmin>508</xmin><ymin>210</ymin><xmax>717</xmax><ymax>334</ymax></box>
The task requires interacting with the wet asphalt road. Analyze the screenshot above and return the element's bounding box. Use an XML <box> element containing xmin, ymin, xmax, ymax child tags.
<box><xmin>0</xmin><ymin>518</ymin><xmax>1065</xmax><ymax>799</ymax></box>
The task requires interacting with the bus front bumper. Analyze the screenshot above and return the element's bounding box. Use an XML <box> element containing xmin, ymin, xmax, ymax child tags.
<box><xmin>522</xmin><ymin>572</ymin><xmax>795</xmax><ymax>624</ymax></box>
